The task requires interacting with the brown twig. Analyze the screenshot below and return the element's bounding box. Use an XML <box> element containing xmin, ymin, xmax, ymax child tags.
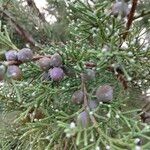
<box><xmin>89</xmin><ymin>114</ymin><xmax>101</xmax><ymax>134</ymax></box>
<box><xmin>81</xmin><ymin>73</ymin><xmax>88</xmax><ymax>108</ymax></box>
<box><xmin>26</xmin><ymin>0</ymin><xmax>46</xmax><ymax>22</ymax></box>
<box><xmin>63</xmin><ymin>138</ymin><xmax>68</xmax><ymax>150</ymax></box>
<box><xmin>122</xmin><ymin>0</ymin><xmax>138</xmax><ymax>40</ymax></box>
<box><xmin>80</xmin><ymin>73</ymin><xmax>102</xmax><ymax>133</ymax></box>
<box><xmin>107</xmin><ymin>66</ymin><xmax>128</xmax><ymax>90</ymax></box>
<box><xmin>1</xmin><ymin>55</ymin><xmax>51</xmax><ymax>66</ymax></box>
<box><xmin>0</xmin><ymin>10</ymin><xmax>38</xmax><ymax>47</ymax></box>
<box><xmin>140</xmin><ymin>101</ymin><xmax>150</xmax><ymax>123</ymax></box>
<box><xmin>84</xmin><ymin>62</ymin><xmax>96</xmax><ymax>68</ymax></box>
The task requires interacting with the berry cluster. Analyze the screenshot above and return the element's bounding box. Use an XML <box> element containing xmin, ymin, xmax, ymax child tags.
<box><xmin>0</xmin><ymin>48</ymin><xmax>33</xmax><ymax>81</ymax></box>
<box><xmin>5</xmin><ymin>48</ymin><xmax>33</xmax><ymax>62</ymax></box>
<box><xmin>38</xmin><ymin>53</ymin><xmax>65</xmax><ymax>81</ymax></box>
<box><xmin>0</xmin><ymin>48</ymin><xmax>67</xmax><ymax>82</ymax></box>
<box><xmin>72</xmin><ymin>84</ymin><xmax>113</xmax><ymax>128</ymax></box>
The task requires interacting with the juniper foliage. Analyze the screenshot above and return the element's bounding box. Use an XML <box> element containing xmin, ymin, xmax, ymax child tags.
<box><xmin>0</xmin><ymin>0</ymin><xmax>150</xmax><ymax>150</ymax></box>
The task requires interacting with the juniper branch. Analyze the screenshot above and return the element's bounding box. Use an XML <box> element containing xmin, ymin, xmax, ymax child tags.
<box><xmin>0</xmin><ymin>55</ymin><xmax>51</xmax><ymax>66</ymax></box>
<box><xmin>0</xmin><ymin>10</ymin><xmax>38</xmax><ymax>47</ymax></box>
<box><xmin>122</xmin><ymin>0</ymin><xmax>138</xmax><ymax>40</ymax></box>
<box><xmin>26</xmin><ymin>0</ymin><xmax>47</xmax><ymax>23</ymax></box>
